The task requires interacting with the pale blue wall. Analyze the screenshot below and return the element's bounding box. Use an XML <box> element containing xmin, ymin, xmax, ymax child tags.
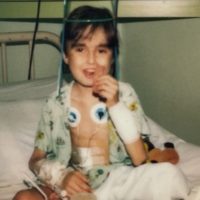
<box><xmin>121</xmin><ymin>18</ymin><xmax>200</xmax><ymax>145</ymax></box>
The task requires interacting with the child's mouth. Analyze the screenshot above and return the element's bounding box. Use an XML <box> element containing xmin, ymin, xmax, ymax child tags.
<box><xmin>83</xmin><ymin>69</ymin><xmax>96</xmax><ymax>80</ymax></box>
<box><xmin>83</xmin><ymin>67</ymin><xmax>105</xmax><ymax>84</ymax></box>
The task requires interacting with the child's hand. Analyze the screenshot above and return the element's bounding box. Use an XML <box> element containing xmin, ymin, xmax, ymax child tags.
<box><xmin>49</xmin><ymin>192</ymin><xmax>60</xmax><ymax>200</ymax></box>
<box><xmin>62</xmin><ymin>170</ymin><xmax>92</xmax><ymax>198</ymax></box>
<box><xmin>93</xmin><ymin>74</ymin><xmax>119</xmax><ymax>107</ymax></box>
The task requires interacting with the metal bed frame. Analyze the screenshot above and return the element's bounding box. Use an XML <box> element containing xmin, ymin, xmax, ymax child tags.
<box><xmin>0</xmin><ymin>31</ymin><xmax>60</xmax><ymax>83</ymax></box>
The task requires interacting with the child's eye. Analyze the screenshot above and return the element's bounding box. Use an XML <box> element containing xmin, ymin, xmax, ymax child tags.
<box><xmin>75</xmin><ymin>47</ymin><xmax>84</xmax><ymax>52</ymax></box>
<box><xmin>98</xmin><ymin>48</ymin><xmax>107</xmax><ymax>54</ymax></box>
<box><xmin>73</xmin><ymin>45</ymin><xmax>85</xmax><ymax>52</ymax></box>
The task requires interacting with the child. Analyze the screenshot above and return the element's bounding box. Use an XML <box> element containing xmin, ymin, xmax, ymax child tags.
<box><xmin>13</xmin><ymin>5</ymin><xmax>189</xmax><ymax>200</ymax></box>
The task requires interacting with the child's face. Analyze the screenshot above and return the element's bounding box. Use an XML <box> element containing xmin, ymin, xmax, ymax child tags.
<box><xmin>64</xmin><ymin>26</ymin><xmax>113</xmax><ymax>87</ymax></box>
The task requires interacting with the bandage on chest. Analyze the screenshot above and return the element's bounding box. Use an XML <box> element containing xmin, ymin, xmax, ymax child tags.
<box><xmin>72</xmin><ymin>148</ymin><xmax>93</xmax><ymax>171</ymax></box>
<box><xmin>108</xmin><ymin>102</ymin><xmax>140</xmax><ymax>143</ymax></box>
<box><xmin>72</xmin><ymin>147</ymin><xmax>106</xmax><ymax>172</ymax></box>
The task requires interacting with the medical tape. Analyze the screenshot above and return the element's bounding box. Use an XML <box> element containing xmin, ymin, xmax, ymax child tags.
<box><xmin>108</xmin><ymin>102</ymin><xmax>140</xmax><ymax>144</ymax></box>
<box><xmin>74</xmin><ymin>148</ymin><xmax>93</xmax><ymax>171</ymax></box>
<box><xmin>34</xmin><ymin>159</ymin><xmax>73</xmax><ymax>197</ymax></box>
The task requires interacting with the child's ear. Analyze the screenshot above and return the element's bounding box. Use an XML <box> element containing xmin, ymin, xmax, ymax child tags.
<box><xmin>63</xmin><ymin>53</ymin><xmax>69</xmax><ymax>64</ymax></box>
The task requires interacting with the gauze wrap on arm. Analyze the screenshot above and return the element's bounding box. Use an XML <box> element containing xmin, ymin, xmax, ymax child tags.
<box><xmin>34</xmin><ymin>159</ymin><xmax>73</xmax><ymax>188</ymax></box>
<box><xmin>108</xmin><ymin>102</ymin><xmax>140</xmax><ymax>144</ymax></box>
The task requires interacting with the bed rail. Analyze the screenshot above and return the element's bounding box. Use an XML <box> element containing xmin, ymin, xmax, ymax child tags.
<box><xmin>0</xmin><ymin>31</ymin><xmax>61</xmax><ymax>83</ymax></box>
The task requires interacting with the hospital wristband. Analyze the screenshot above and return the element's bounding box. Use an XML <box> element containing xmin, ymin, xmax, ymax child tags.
<box><xmin>108</xmin><ymin>101</ymin><xmax>140</xmax><ymax>144</ymax></box>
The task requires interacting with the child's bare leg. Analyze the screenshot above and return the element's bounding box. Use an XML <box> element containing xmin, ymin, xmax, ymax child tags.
<box><xmin>13</xmin><ymin>186</ymin><xmax>56</xmax><ymax>200</ymax></box>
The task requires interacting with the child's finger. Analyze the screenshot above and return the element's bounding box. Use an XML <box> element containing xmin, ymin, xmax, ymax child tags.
<box><xmin>93</xmin><ymin>67</ymin><xmax>106</xmax><ymax>85</ymax></box>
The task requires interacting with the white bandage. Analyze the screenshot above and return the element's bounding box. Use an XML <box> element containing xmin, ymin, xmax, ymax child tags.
<box><xmin>108</xmin><ymin>102</ymin><xmax>140</xmax><ymax>144</ymax></box>
<box><xmin>34</xmin><ymin>159</ymin><xmax>73</xmax><ymax>188</ymax></box>
<box><xmin>53</xmin><ymin>185</ymin><xmax>69</xmax><ymax>200</ymax></box>
<box><xmin>77</xmin><ymin>147</ymin><xmax>93</xmax><ymax>171</ymax></box>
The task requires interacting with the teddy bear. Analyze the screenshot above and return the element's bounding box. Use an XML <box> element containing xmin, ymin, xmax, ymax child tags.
<box><xmin>143</xmin><ymin>136</ymin><xmax>179</xmax><ymax>164</ymax></box>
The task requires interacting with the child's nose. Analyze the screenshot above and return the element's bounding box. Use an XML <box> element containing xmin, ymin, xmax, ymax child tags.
<box><xmin>87</xmin><ymin>51</ymin><xmax>95</xmax><ymax>64</ymax></box>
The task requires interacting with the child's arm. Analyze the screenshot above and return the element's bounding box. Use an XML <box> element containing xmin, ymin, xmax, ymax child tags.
<box><xmin>108</xmin><ymin>101</ymin><xmax>147</xmax><ymax>166</ymax></box>
<box><xmin>125</xmin><ymin>138</ymin><xmax>147</xmax><ymax>166</ymax></box>
<box><xmin>29</xmin><ymin>148</ymin><xmax>92</xmax><ymax>198</ymax></box>
<box><xmin>94</xmin><ymin>75</ymin><xmax>147</xmax><ymax>166</ymax></box>
<box><xmin>29</xmin><ymin>148</ymin><xmax>46</xmax><ymax>174</ymax></box>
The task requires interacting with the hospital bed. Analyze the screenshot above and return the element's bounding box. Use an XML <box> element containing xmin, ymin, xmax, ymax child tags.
<box><xmin>0</xmin><ymin>31</ymin><xmax>200</xmax><ymax>200</ymax></box>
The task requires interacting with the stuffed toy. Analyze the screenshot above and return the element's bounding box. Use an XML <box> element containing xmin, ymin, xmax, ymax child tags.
<box><xmin>143</xmin><ymin>136</ymin><xmax>179</xmax><ymax>164</ymax></box>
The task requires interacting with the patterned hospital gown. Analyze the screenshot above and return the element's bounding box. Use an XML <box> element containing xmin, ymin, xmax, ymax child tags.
<box><xmin>34</xmin><ymin>81</ymin><xmax>150</xmax><ymax>189</ymax></box>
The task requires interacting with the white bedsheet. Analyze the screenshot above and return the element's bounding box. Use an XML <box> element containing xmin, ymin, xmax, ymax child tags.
<box><xmin>95</xmin><ymin>163</ymin><xmax>189</xmax><ymax>200</ymax></box>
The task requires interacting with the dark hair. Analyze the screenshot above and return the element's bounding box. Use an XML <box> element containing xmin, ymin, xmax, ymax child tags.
<box><xmin>62</xmin><ymin>5</ymin><xmax>119</xmax><ymax>59</ymax></box>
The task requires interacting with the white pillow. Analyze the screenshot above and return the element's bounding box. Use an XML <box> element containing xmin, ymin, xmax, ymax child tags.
<box><xmin>0</xmin><ymin>99</ymin><xmax>45</xmax><ymax>187</ymax></box>
<box><xmin>0</xmin><ymin>76</ymin><xmax>57</xmax><ymax>101</ymax></box>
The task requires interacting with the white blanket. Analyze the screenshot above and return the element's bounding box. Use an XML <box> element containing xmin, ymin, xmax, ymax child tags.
<box><xmin>95</xmin><ymin>163</ymin><xmax>189</xmax><ymax>200</ymax></box>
